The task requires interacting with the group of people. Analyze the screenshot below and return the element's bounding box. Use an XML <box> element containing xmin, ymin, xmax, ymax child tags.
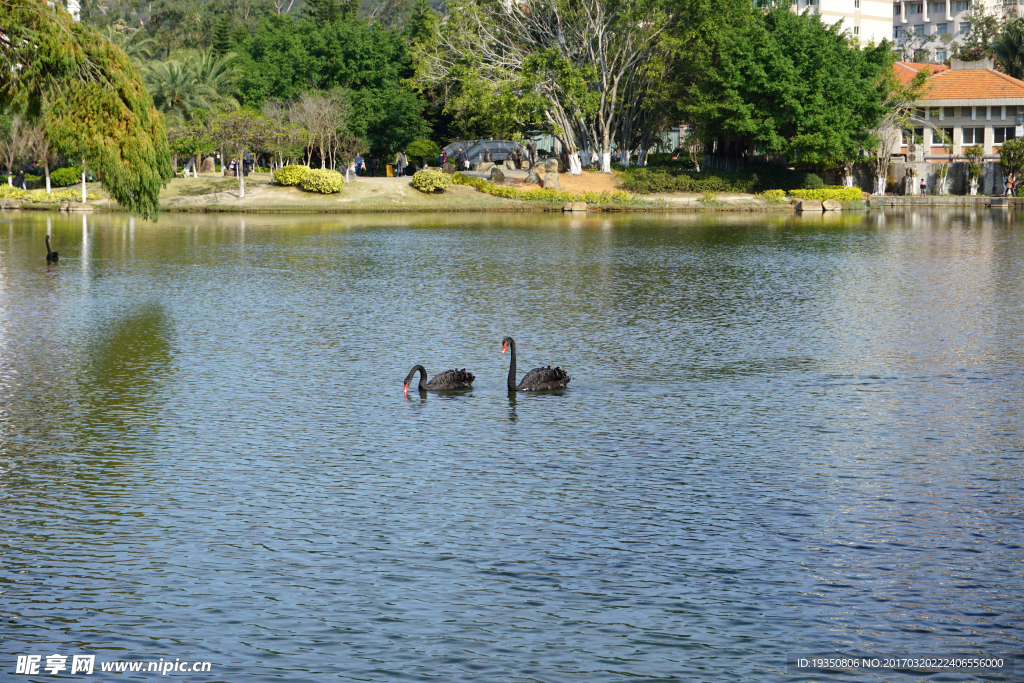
<box><xmin>353</xmin><ymin>151</ymin><xmax>409</xmax><ymax>177</ymax></box>
<box><xmin>1005</xmin><ymin>173</ymin><xmax>1018</xmax><ymax>196</ymax></box>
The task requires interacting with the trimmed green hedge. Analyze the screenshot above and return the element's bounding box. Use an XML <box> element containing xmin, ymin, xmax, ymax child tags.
<box><xmin>452</xmin><ymin>173</ymin><xmax>632</xmax><ymax>204</ymax></box>
<box><xmin>274</xmin><ymin>165</ymin><xmax>311</xmax><ymax>186</ymax></box>
<box><xmin>412</xmin><ymin>168</ymin><xmax>452</xmax><ymax>193</ymax></box>
<box><xmin>299</xmin><ymin>169</ymin><xmax>344</xmax><ymax>194</ymax></box>
<box><xmin>789</xmin><ymin>186</ymin><xmax>863</xmax><ymax>201</ymax></box>
<box><xmin>49</xmin><ymin>166</ymin><xmax>82</xmax><ymax>187</ymax></box>
<box><xmin>620</xmin><ymin>167</ymin><xmax>824</xmax><ymax>194</ymax></box>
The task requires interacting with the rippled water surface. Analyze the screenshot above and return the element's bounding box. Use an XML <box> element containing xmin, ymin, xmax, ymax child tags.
<box><xmin>1</xmin><ymin>209</ymin><xmax>1022</xmax><ymax>682</ymax></box>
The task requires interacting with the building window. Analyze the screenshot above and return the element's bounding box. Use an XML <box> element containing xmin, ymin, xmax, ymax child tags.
<box><xmin>960</xmin><ymin>21</ymin><xmax>971</xmax><ymax>33</ymax></box>
<box><xmin>944</xmin><ymin>107</ymin><xmax>955</xmax><ymax>118</ymax></box>
<box><xmin>954</xmin><ymin>0</ymin><xmax>970</xmax><ymax>10</ymax></box>
<box><xmin>894</xmin><ymin>2</ymin><xmax>901</xmax><ymax>13</ymax></box>
<box><xmin>915</xmin><ymin>24</ymin><xmax>925</xmax><ymax>34</ymax></box>
<box><xmin>995</xmin><ymin>127</ymin><xmax>1016</xmax><ymax>143</ymax></box>
<box><xmin>962</xmin><ymin>127</ymin><xmax>984</xmax><ymax>144</ymax></box>
<box><xmin>937</xmin><ymin>22</ymin><xmax>948</xmax><ymax>34</ymax></box>
<box><xmin>930</xmin><ymin>1</ymin><xmax>945</xmax><ymax>11</ymax></box>
<box><xmin>934</xmin><ymin>128</ymin><xmax>954</xmax><ymax>146</ymax></box>
<box><xmin>936</xmin><ymin>49</ymin><xmax>947</xmax><ymax>61</ymax></box>
<box><xmin>909</xmin><ymin>3</ymin><xmax>923</xmax><ymax>12</ymax></box>
<box><xmin>894</xmin><ymin>26</ymin><xmax>901</xmax><ymax>37</ymax></box>
<box><xmin>902</xmin><ymin>128</ymin><xmax>925</xmax><ymax>144</ymax></box>
<box><xmin>806</xmin><ymin>0</ymin><xmax>818</xmax><ymax>5</ymax></box>
<box><xmin>855</xmin><ymin>0</ymin><xmax>860</xmax><ymax>6</ymax></box>
<box><xmin>853</xmin><ymin>25</ymin><xmax>860</xmax><ymax>34</ymax></box>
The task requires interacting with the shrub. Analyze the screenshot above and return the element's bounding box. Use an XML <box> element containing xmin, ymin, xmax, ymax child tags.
<box><xmin>451</xmin><ymin>172</ymin><xmax>632</xmax><ymax>204</ymax></box>
<box><xmin>274</xmin><ymin>165</ymin><xmax>311</xmax><ymax>186</ymax></box>
<box><xmin>789</xmin><ymin>186</ymin><xmax>864</xmax><ymax>202</ymax></box>
<box><xmin>619</xmin><ymin>166</ymin><xmax>825</xmax><ymax>195</ymax></box>
<box><xmin>299</xmin><ymin>169</ymin><xmax>345</xmax><ymax>194</ymax></box>
<box><xmin>50</xmin><ymin>166</ymin><xmax>82</xmax><ymax>187</ymax></box>
<box><xmin>0</xmin><ymin>185</ymin><xmax>98</xmax><ymax>203</ymax></box>
<box><xmin>698</xmin><ymin>192</ymin><xmax>721</xmax><ymax>206</ymax></box>
<box><xmin>412</xmin><ymin>168</ymin><xmax>453</xmax><ymax>193</ymax></box>
<box><xmin>407</xmin><ymin>140</ymin><xmax>441</xmax><ymax>168</ymax></box>
<box><xmin>755</xmin><ymin>189</ymin><xmax>787</xmax><ymax>203</ymax></box>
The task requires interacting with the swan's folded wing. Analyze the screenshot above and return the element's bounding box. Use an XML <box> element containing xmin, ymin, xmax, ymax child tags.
<box><xmin>427</xmin><ymin>368</ymin><xmax>475</xmax><ymax>389</ymax></box>
<box><xmin>518</xmin><ymin>366</ymin><xmax>570</xmax><ymax>389</ymax></box>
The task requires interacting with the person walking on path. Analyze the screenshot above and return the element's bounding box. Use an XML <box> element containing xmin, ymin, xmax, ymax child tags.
<box><xmin>457</xmin><ymin>146</ymin><xmax>469</xmax><ymax>171</ymax></box>
<box><xmin>920</xmin><ymin>176</ymin><xmax>927</xmax><ymax>196</ymax></box>
<box><xmin>1005</xmin><ymin>174</ymin><xmax>1013</xmax><ymax>196</ymax></box>
<box><xmin>355</xmin><ymin>154</ymin><xmax>363</xmax><ymax>177</ymax></box>
<box><xmin>13</xmin><ymin>169</ymin><xmax>25</xmax><ymax>190</ymax></box>
<box><xmin>365</xmin><ymin>154</ymin><xmax>377</xmax><ymax>178</ymax></box>
<box><xmin>440</xmin><ymin>149</ymin><xmax>447</xmax><ymax>166</ymax></box>
<box><xmin>527</xmin><ymin>142</ymin><xmax>537</xmax><ymax>166</ymax></box>
<box><xmin>395</xmin><ymin>150</ymin><xmax>408</xmax><ymax>177</ymax></box>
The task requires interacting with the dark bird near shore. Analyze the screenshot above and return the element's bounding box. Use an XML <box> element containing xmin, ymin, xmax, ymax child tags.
<box><xmin>501</xmin><ymin>337</ymin><xmax>570</xmax><ymax>391</ymax></box>
<box><xmin>45</xmin><ymin>235</ymin><xmax>59</xmax><ymax>262</ymax></box>
<box><xmin>404</xmin><ymin>365</ymin><xmax>475</xmax><ymax>395</ymax></box>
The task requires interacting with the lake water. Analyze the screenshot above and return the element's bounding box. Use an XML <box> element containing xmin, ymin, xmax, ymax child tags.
<box><xmin>1</xmin><ymin>209</ymin><xmax>1022</xmax><ymax>682</ymax></box>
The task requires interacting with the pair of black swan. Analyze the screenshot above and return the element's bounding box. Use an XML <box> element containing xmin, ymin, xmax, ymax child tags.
<box><xmin>404</xmin><ymin>337</ymin><xmax>571</xmax><ymax>394</ymax></box>
<box><xmin>45</xmin><ymin>235</ymin><xmax>59</xmax><ymax>262</ymax></box>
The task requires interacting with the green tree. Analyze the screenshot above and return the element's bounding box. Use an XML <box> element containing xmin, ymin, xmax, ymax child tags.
<box><xmin>998</xmin><ymin>137</ymin><xmax>1024</xmax><ymax>179</ymax></box>
<box><xmin>992</xmin><ymin>17</ymin><xmax>1024</xmax><ymax>79</ymax></box>
<box><xmin>212</xmin><ymin>14</ymin><xmax>233</xmax><ymax>56</ymax></box>
<box><xmin>952</xmin><ymin>6</ymin><xmax>1003</xmax><ymax>61</ymax></box>
<box><xmin>405</xmin><ymin>139</ymin><xmax>438</xmax><ymax>167</ymax></box>
<box><xmin>1</xmin><ymin>0</ymin><xmax>171</xmax><ymax>218</ymax></box>
<box><xmin>684</xmin><ymin>7</ymin><xmax>893</xmax><ymax>171</ymax></box>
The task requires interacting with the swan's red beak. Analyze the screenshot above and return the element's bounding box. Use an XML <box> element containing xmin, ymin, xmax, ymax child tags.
<box><xmin>502</xmin><ymin>342</ymin><xmax>507</xmax><ymax>353</ymax></box>
<box><xmin>403</xmin><ymin>382</ymin><xmax>409</xmax><ymax>395</ymax></box>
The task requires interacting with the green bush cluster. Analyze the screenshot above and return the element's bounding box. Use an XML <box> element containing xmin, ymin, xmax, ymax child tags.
<box><xmin>0</xmin><ymin>185</ymin><xmax>98</xmax><ymax>203</ymax></box>
<box><xmin>452</xmin><ymin>173</ymin><xmax>632</xmax><ymax>204</ymax></box>
<box><xmin>299</xmin><ymin>169</ymin><xmax>345</xmax><ymax>194</ymax></box>
<box><xmin>274</xmin><ymin>165</ymin><xmax>311</xmax><ymax>186</ymax></box>
<box><xmin>412</xmin><ymin>168</ymin><xmax>453</xmax><ymax>193</ymax></box>
<box><xmin>620</xmin><ymin>167</ymin><xmax>824</xmax><ymax>194</ymax></box>
<box><xmin>789</xmin><ymin>186</ymin><xmax>863</xmax><ymax>201</ymax></box>
<box><xmin>49</xmin><ymin>166</ymin><xmax>82</xmax><ymax>187</ymax></box>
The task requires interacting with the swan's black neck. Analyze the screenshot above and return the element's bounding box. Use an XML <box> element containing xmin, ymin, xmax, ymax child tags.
<box><xmin>46</xmin><ymin>235</ymin><xmax>53</xmax><ymax>257</ymax></box>
<box><xmin>506</xmin><ymin>338</ymin><xmax>517</xmax><ymax>391</ymax></box>
<box><xmin>415</xmin><ymin>365</ymin><xmax>428</xmax><ymax>391</ymax></box>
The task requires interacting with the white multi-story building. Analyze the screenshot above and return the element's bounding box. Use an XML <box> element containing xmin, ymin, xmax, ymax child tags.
<box><xmin>793</xmin><ymin>0</ymin><xmax>895</xmax><ymax>46</ymax></box>
<box><xmin>892</xmin><ymin>0</ymin><xmax>1008</xmax><ymax>62</ymax></box>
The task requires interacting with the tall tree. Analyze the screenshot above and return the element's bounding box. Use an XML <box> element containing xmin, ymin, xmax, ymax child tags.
<box><xmin>212</xmin><ymin>14</ymin><xmax>233</xmax><ymax>56</ymax></box>
<box><xmin>992</xmin><ymin>17</ymin><xmax>1024</xmax><ymax>79</ymax></box>
<box><xmin>684</xmin><ymin>7</ymin><xmax>893</xmax><ymax>172</ymax></box>
<box><xmin>1</xmin><ymin>0</ymin><xmax>171</xmax><ymax>218</ymax></box>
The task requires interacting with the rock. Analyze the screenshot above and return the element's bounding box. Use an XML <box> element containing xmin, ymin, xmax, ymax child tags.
<box><xmin>529</xmin><ymin>163</ymin><xmax>547</xmax><ymax>173</ymax></box>
<box><xmin>504</xmin><ymin>158</ymin><xmax>516</xmax><ymax>170</ymax></box>
<box><xmin>525</xmin><ymin>171</ymin><xmax>542</xmax><ymax>184</ymax></box>
<box><xmin>477</xmin><ymin>161</ymin><xmax>494</xmax><ymax>173</ymax></box>
<box><xmin>542</xmin><ymin>173</ymin><xmax>560</xmax><ymax>189</ymax></box>
<box><xmin>59</xmin><ymin>200</ymin><xmax>70</xmax><ymax>212</ymax></box>
<box><xmin>822</xmin><ymin>199</ymin><xmax>842</xmax><ymax>211</ymax></box>
<box><xmin>200</xmin><ymin>157</ymin><xmax>215</xmax><ymax>173</ymax></box>
<box><xmin>0</xmin><ymin>198</ymin><xmax>24</xmax><ymax>209</ymax></box>
<box><xmin>441</xmin><ymin>162</ymin><xmax>456</xmax><ymax>174</ymax></box>
<box><xmin>68</xmin><ymin>201</ymin><xmax>94</xmax><ymax>212</ymax></box>
<box><xmin>489</xmin><ymin>167</ymin><xmax>505</xmax><ymax>182</ymax></box>
<box><xmin>861</xmin><ymin>191</ymin><xmax>872</xmax><ymax>201</ymax></box>
<box><xmin>795</xmin><ymin>199</ymin><xmax>823</xmax><ymax>212</ymax></box>
<box><xmin>562</xmin><ymin>201</ymin><xmax>587</xmax><ymax>212</ymax></box>
<box><xmin>544</xmin><ymin>157</ymin><xmax>560</xmax><ymax>173</ymax></box>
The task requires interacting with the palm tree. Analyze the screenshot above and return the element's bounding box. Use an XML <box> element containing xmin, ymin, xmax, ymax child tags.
<box><xmin>190</xmin><ymin>50</ymin><xmax>242</xmax><ymax>111</ymax></box>
<box><xmin>993</xmin><ymin>18</ymin><xmax>1024</xmax><ymax>80</ymax></box>
<box><xmin>97</xmin><ymin>24</ymin><xmax>158</xmax><ymax>66</ymax></box>
<box><xmin>144</xmin><ymin>60</ymin><xmax>219</xmax><ymax>126</ymax></box>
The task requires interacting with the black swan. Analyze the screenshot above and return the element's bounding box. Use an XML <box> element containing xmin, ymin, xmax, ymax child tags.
<box><xmin>403</xmin><ymin>365</ymin><xmax>475</xmax><ymax>394</ymax></box>
<box><xmin>45</xmin><ymin>235</ymin><xmax>59</xmax><ymax>262</ymax></box>
<box><xmin>502</xmin><ymin>337</ymin><xmax>570</xmax><ymax>391</ymax></box>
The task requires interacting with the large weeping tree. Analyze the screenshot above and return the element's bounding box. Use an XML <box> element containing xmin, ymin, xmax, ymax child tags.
<box><xmin>1</xmin><ymin>0</ymin><xmax>171</xmax><ymax>218</ymax></box>
<box><xmin>416</xmin><ymin>0</ymin><xmax>680</xmax><ymax>174</ymax></box>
